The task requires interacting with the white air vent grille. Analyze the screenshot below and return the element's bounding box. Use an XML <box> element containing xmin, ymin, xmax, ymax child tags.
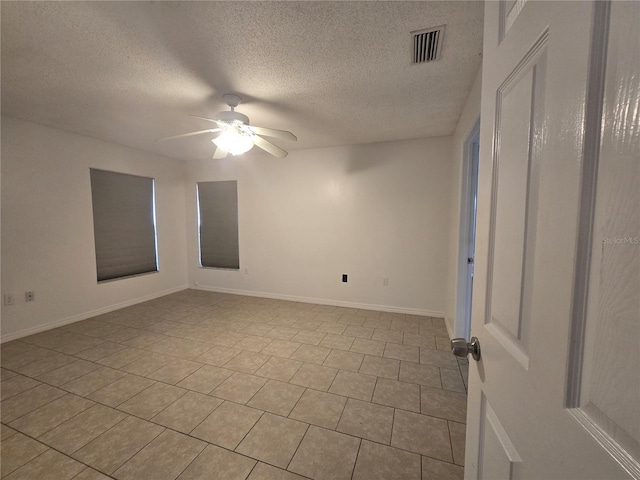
<box><xmin>412</xmin><ymin>26</ymin><xmax>445</xmax><ymax>63</ymax></box>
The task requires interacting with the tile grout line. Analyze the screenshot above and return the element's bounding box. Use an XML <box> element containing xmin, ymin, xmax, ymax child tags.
<box><xmin>349</xmin><ymin>438</ymin><xmax>364</xmax><ymax>480</ymax></box>
<box><xmin>70</xmin><ymin>466</ymin><xmax>117</xmax><ymax>479</ymax></box>
<box><xmin>1</xmin><ymin>441</ymin><xmax>52</xmax><ymax>478</ymax></box>
<box><xmin>19</xmin><ymin>394</ymin><xmax>95</xmax><ymax>442</ymax></box>
<box><xmin>0</xmin><ymin>381</ymin><xmax>43</xmax><ymax>403</ymax></box>
<box><xmin>2</xmin><ymin>386</ymin><xmax>70</xmax><ymax>425</ymax></box>
<box><xmin>284</xmin><ymin>422</ymin><xmax>310</xmax><ymax>474</ymax></box>
<box><xmin>86</xmin><ymin>416</ymin><xmax>166</xmax><ymax>478</ymax></box>
<box><xmin>390</xmin><ymin>407</ymin><xmax>397</xmax><ymax>447</ymax></box>
<box><xmin>285</xmin><ymin>385</ymin><xmax>310</xmax><ymax>422</ymax></box>
<box><xmin>162</xmin><ymin>437</ymin><xmax>207</xmax><ymax>480</ymax></box>
<box><xmin>333</xmin><ymin>393</ymin><xmax>350</xmax><ymax>433</ymax></box>
<box><xmin>447</xmin><ymin>419</ymin><xmax>456</xmax><ymax>467</ymax></box>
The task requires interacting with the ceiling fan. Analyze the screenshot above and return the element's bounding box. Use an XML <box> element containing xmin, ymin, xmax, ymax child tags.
<box><xmin>159</xmin><ymin>94</ymin><xmax>297</xmax><ymax>159</ymax></box>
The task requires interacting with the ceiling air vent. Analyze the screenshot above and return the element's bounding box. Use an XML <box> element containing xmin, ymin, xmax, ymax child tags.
<box><xmin>412</xmin><ymin>25</ymin><xmax>445</xmax><ymax>64</ymax></box>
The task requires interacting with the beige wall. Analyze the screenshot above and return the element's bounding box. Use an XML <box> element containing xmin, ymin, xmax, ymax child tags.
<box><xmin>185</xmin><ymin>137</ymin><xmax>453</xmax><ymax>316</ymax></box>
<box><xmin>1</xmin><ymin>117</ymin><xmax>189</xmax><ymax>340</ymax></box>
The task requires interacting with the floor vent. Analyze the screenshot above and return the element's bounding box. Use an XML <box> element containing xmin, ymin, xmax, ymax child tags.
<box><xmin>412</xmin><ymin>26</ymin><xmax>445</xmax><ymax>63</ymax></box>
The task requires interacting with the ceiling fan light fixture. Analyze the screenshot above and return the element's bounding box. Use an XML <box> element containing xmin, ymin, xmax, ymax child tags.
<box><xmin>160</xmin><ymin>94</ymin><xmax>296</xmax><ymax>159</ymax></box>
<box><xmin>212</xmin><ymin>128</ymin><xmax>255</xmax><ymax>155</ymax></box>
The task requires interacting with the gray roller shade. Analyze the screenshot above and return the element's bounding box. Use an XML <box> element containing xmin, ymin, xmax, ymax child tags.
<box><xmin>197</xmin><ymin>181</ymin><xmax>239</xmax><ymax>269</ymax></box>
<box><xmin>90</xmin><ymin>169</ymin><xmax>158</xmax><ymax>281</ymax></box>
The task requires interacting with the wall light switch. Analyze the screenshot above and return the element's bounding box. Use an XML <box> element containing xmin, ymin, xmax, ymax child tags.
<box><xmin>342</xmin><ymin>274</ymin><xmax>348</xmax><ymax>283</ymax></box>
<box><xmin>25</xmin><ymin>291</ymin><xmax>35</xmax><ymax>302</ymax></box>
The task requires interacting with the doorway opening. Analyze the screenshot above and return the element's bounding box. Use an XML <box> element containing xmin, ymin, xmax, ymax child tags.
<box><xmin>455</xmin><ymin>119</ymin><xmax>480</xmax><ymax>340</ymax></box>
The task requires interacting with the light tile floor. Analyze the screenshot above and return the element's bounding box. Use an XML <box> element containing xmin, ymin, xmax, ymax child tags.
<box><xmin>0</xmin><ymin>290</ymin><xmax>468</xmax><ymax>479</ymax></box>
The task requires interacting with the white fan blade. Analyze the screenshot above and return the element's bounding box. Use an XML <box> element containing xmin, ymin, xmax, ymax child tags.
<box><xmin>158</xmin><ymin>129</ymin><xmax>221</xmax><ymax>141</ymax></box>
<box><xmin>213</xmin><ymin>147</ymin><xmax>228</xmax><ymax>159</ymax></box>
<box><xmin>190</xmin><ymin>115</ymin><xmax>224</xmax><ymax>126</ymax></box>
<box><xmin>248</xmin><ymin>125</ymin><xmax>297</xmax><ymax>141</ymax></box>
<box><xmin>253</xmin><ymin>135</ymin><xmax>288</xmax><ymax>158</ymax></box>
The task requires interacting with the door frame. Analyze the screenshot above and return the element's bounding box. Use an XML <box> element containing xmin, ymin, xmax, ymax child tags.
<box><xmin>455</xmin><ymin>118</ymin><xmax>480</xmax><ymax>340</ymax></box>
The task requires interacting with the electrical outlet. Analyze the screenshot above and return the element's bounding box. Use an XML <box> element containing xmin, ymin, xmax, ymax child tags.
<box><xmin>25</xmin><ymin>291</ymin><xmax>35</xmax><ymax>302</ymax></box>
<box><xmin>244</xmin><ymin>267</ymin><xmax>249</xmax><ymax>275</ymax></box>
<box><xmin>342</xmin><ymin>274</ymin><xmax>348</xmax><ymax>283</ymax></box>
<box><xmin>383</xmin><ymin>277</ymin><xmax>389</xmax><ymax>286</ymax></box>
<box><xmin>4</xmin><ymin>294</ymin><xmax>15</xmax><ymax>306</ymax></box>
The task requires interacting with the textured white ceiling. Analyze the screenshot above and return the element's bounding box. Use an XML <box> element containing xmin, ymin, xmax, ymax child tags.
<box><xmin>1</xmin><ymin>1</ymin><xmax>483</xmax><ymax>161</ymax></box>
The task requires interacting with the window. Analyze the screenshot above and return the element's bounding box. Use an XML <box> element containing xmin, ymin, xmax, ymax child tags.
<box><xmin>197</xmin><ymin>181</ymin><xmax>239</xmax><ymax>269</ymax></box>
<box><xmin>90</xmin><ymin>169</ymin><xmax>158</xmax><ymax>281</ymax></box>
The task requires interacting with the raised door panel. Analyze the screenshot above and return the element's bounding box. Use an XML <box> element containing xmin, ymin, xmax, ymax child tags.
<box><xmin>485</xmin><ymin>35</ymin><xmax>547</xmax><ymax>367</ymax></box>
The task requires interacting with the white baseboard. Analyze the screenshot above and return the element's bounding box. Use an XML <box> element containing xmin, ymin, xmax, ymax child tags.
<box><xmin>191</xmin><ymin>284</ymin><xmax>444</xmax><ymax>318</ymax></box>
<box><xmin>1</xmin><ymin>284</ymin><xmax>189</xmax><ymax>343</ymax></box>
<box><xmin>444</xmin><ymin>314</ymin><xmax>455</xmax><ymax>340</ymax></box>
<box><xmin>2</xmin><ymin>283</ymin><xmax>445</xmax><ymax>343</ymax></box>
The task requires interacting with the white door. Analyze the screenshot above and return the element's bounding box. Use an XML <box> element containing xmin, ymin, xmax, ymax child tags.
<box><xmin>464</xmin><ymin>1</ymin><xmax>639</xmax><ymax>478</ymax></box>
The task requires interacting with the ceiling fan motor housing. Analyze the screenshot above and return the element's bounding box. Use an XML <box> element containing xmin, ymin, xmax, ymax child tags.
<box><xmin>218</xmin><ymin>110</ymin><xmax>250</xmax><ymax>125</ymax></box>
